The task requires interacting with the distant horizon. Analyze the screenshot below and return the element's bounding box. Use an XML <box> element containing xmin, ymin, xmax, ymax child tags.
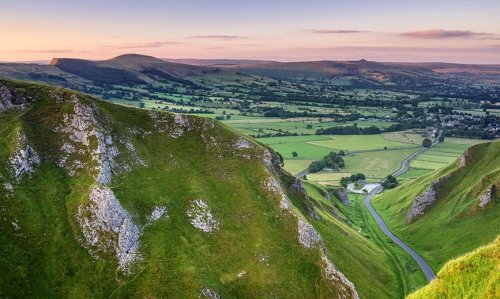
<box><xmin>3</xmin><ymin>53</ymin><xmax>500</xmax><ymax>66</ymax></box>
<box><xmin>1</xmin><ymin>1</ymin><xmax>500</xmax><ymax>64</ymax></box>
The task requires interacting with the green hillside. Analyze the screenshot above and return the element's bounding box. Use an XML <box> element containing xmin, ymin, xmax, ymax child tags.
<box><xmin>407</xmin><ymin>237</ymin><xmax>499</xmax><ymax>299</ymax></box>
<box><xmin>300</xmin><ymin>182</ymin><xmax>427</xmax><ymax>298</ymax></box>
<box><xmin>373</xmin><ymin>140</ymin><xmax>500</xmax><ymax>271</ymax></box>
<box><xmin>0</xmin><ymin>79</ymin><xmax>360</xmax><ymax>298</ymax></box>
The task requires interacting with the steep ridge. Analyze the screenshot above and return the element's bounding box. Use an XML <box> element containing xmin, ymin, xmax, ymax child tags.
<box><xmin>0</xmin><ymin>79</ymin><xmax>358</xmax><ymax>298</ymax></box>
<box><xmin>407</xmin><ymin>237</ymin><xmax>499</xmax><ymax>299</ymax></box>
<box><xmin>373</xmin><ymin>141</ymin><xmax>500</xmax><ymax>271</ymax></box>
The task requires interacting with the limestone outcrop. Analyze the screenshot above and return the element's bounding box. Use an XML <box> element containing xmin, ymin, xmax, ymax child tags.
<box><xmin>479</xmin><ymin>185</ymin><xmax>496</xmax><ymax>208</ymax></box>
<box><xmin>407</xmin><ymin>173</ymin><xmax>452</xmax><ymax>223</ymax></box>
<box><xmin>0</xmin><ymin>83</ymin><xmax>31</xmax><ymax>112</ymax></box>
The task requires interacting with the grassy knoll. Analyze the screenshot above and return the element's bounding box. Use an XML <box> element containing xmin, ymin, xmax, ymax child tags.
<box><xmin>407</xmin><ymin>237</ymin><xmax>499</xmax><ymax>299</ymax></box>
<box><xmin>373</xmin><ymin>141</ymin><xmax>500</xmax><ymax>272</ymax></box>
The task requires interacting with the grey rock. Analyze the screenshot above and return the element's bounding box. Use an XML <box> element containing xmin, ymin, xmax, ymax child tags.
<box><xmin>147</xmin><ymin>205</ymin><xmax>167</xmax><ymax>222</ymax></box>
<box><xmin>263</xmin><ymin>176</ymin><xmax>291</xmax><ymax>210</ymax></box>
<box><xmin>291</xmin><ymin>178</ymin><xmax>320</xmax><ymax>219</ymax></box>
<box><xmin>407</xmin><ymin>173</ymin><xmax>452</xmax><ymax>223</ymax></box>
<box><xmin>199</xmin><ymin>288</ymin><xmax>221</xmax><ymax>299</ymax></box>
<box><xmin>333</xmin><ymin>187</ymin><xmax>350</xmax><ymax>206</ymax></box>
<box><xmin>458</xmin><ymin>148</ymin><xmax>472</xmax><ymax>167</ymax></box>
<box><xmin>479</xmin><ymin>185</ymin><xmax>496</xmax><ymax>208</ymax></box>
<box><xmin>77</xmin><ymin>185</ymin><xmax>142</xmax><ymax>273</ymax></box>
<box><xmin>297</xmin><ymin>218</ymin><xmax>322</xmax><ymax>248</ymax></box>
<box><xmin>0</xmin><ymin>84</ymin><xmax>31</xmax><ymax>112</ymax></box>
<box><xmin>321</xmin><ymin>254</ymin><xmax>360</xmax><ymax>299</ymax></box>
<box><xmin>9</xmin><ymin>131</ymin><xmax>40</xmax><ymax>182</ymax></box>
<box><xmin>187</xmin><ymin>199</ymin><xmax>220</xmax><ymax>233</ymax></box>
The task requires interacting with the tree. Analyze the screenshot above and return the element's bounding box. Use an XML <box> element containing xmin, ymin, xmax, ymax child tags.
<box><xmin>309</xmin><ymin>160</ymin><xmax>326</xmax><ymax>173</ymax></box>
<box><xmin>292</xmin><ymin>151</ymin><xmax>298</xmax><ymax>158</ymax></box>
<box><xmin>226</xmin><ymin>115</ymin><xmax>231</xmax><ymax>120</ymax></box>
<box><xmin>139</xmin><ymin>102</ymin><xmax>145</xmax><ymax>108</ymax></box>
<box><xmin>384</xmin><ymin>146</ymin><xmax>388</xmax><ymax>150</ymax></box>
<box><xmin>422</xmin><ymin>138</ymin><xmax>432</xmax><ymax>148</ymax></box>
<box><xmin>382</xmin><ymin>175</ymin><xmax>398</xmax><ymax>189</ymax></box>
<box><xmin>438</xmin><ymin>136</ymin><xmax>444</xmax><ymax>142</ymax></box>
<box><xmin>306</xmin><ymin>124</ymin><xmax>313</xmax><ymax>129</ymax></box>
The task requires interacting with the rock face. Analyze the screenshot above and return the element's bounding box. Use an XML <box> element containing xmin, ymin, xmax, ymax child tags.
<box><xmin>261</xmin><ymin>149</ymin><xmax>359</xmax><ymax>298</ymax></box>
<box><xmin>321</xmin><ymin>255</ymin><xmax>360</xmax><ymax>299</ymax></box>
<box><xmin>333</xmin><ymin>187</ymin><xmax>350</xmax><ymax>206</ymax></box>
<box><xmin>148</xmin><ymin>206</ymin><xmax>167</xmax><ymax>222</ymax></box>
<box><xmin>264</xmin><ymin>176</ymin><xmax>291</xmax><ymax>210</ymax></box>
<box><xmin>479</xmin><ymin>185</ymin><xmax>496</xmax><ymax>208</ymax></box>
<box><xmin>0</xmin><ymin>83</ymin><xmax>31</xmax><ymax>111</ymax></box>
<box><xmin>458</xmin><ymin>148</ymin><xmax>472</xmax><ymax>167</ymax></box>
<box><xmin>9</xmin><ymin>131</ymin><xmax>40</xmax><ymax>182</ymax></box>
<box><xmin>297</xmin><ymin>218</ymin><xmax>322</xmax><ymax>248</ymax></box>
<box><xmin>291</xmin><ymin>178</ymin><xmax>320</xmax><ymax>219</ymax></box>
<box><xmin>407</xmin><ymin>174</ymin><xmax>451</xmax><ymax>223</ymax></box>
<box><xmin>199</xmin><ymin>288</ymin><xmax>221</xmax><ymax>299</ymax></box>
<box><xmin>77</xmin><ymin>186</ymin><xmax>142</xmax><ymax>273</ymax></box>
<box><xmin>187</xmin><ymin>199</ymin><xmax>220</xmax><ymax>233</ymax></box>
<box><xmin>55</xmin><ymin>96</ymin><xmax>118</xmax><ymax>183</ymax></box>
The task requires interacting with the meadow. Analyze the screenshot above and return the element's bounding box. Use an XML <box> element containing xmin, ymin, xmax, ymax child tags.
<box><xmin>400</xmin><ymin>137</ymin><xmax>489</xmax><ymax>182</ymax></box>
<box><xmin>257</xmin><ymin>132</ymin><xmax>422</xmax><ymax>182</ymax></box>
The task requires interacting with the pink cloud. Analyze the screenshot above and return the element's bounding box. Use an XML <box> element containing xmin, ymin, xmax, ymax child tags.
<box><xmin>190</xmin><ymin>35</ymin><xmax>247</xmax><ymax>40</ymax></box>
<box><xmin>401</xmin><ymin>29</ymin><xmax>490</xmax><ymax>39</ymax></box>
<box><xmin>99</xmin><ymin>41</ymin><xmax>180</xmax><ymax>50</ymax></box>
<box><xmin>310</xmin><ymin>29</ymin><xmax>364</xmax><ymax>34</ymax></box>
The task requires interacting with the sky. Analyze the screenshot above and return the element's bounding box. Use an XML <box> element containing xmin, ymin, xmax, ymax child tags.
<box><xmin>1</xmin><ymin>0</ymin><xmax>499</xmax><ymax>63</ymax></box>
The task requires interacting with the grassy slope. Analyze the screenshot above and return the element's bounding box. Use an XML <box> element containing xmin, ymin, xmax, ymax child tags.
<box><xmin>373</xmin><ymin>141</ymin><xmax>500</xmax><ymax>272</ymax></box>
<box><xmin>300</xmin><ymin>182</ymin><xmax>426</xmax><ymax>298</ymax></box>
<box><xmin>0</xmin><ymin>80</ymin><xmax>349</xmax><ymax>298</ymax></box>
<box><xmin>407</xmin><ymin>237</ymin><xmax>499</xmax><ymax>299</ymax></box>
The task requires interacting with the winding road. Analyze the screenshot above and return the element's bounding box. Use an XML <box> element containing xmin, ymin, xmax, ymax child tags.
<box><xmin>363</xmin><ymin>131</ymin><xmax>442</xmax><ymax>282</ymax></box>
<box><xmin>363</xmin><ymin>185</ymin><xmax>436</xmax><ymax>281</ymax></box>
<box><xmin>295</xmin><ymin>130</ymin><xmax>442</xmax><ymax>281</ymax></box>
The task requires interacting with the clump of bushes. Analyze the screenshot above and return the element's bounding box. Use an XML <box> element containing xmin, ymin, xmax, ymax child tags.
<box><xmin>308</xmin><ymin>151</ymin><xmax>345</xmax><ymax>173</ymax></box>
<box><xmin>382</xmin><ymin>175</ymin><xmax>399</xmax><ymax>189</ymax></box>
<box><xmin>340</xmin><ymin>173</ymin><xmax>366</xmax><ymax>187</ymax></box>
<box><xmin>422</xmin><ymin>138</ymin><xmax>432</xmax><ymax>148</ymax></box>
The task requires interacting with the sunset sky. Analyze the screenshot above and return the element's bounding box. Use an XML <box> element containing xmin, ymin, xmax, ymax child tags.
<box><xmin>1</xmin><ymin>0</ymin><xmax>499</xmax><ymax>63</ymax></box>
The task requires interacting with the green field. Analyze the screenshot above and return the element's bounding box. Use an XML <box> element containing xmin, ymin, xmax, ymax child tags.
<box><xmin>260</xmin><ymin>132</ymin><xmax>422</xmax><ymax>183</ymax></box>
<box><xmin>224</xmin><ymin>116</ymin><xmax>397</xmax><ymax>136</ymax></box>
<box><xmin>307</xmin><ymin>134</ymin><xmax>416</xmax><ymax>152</ymax></box>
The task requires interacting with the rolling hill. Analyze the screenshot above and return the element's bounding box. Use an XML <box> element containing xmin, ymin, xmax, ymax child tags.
<box><xmin>407</xmin><ymin>237</ymin><xmax>499</xmax><ymax>299</ymax></box>
<box><xmin>373</xmin><ymin>140</ymin><xmax>500</xmax><ymax>272</ymax></box>
<box><xmin>228</xmin><ymin>60</ymin><xmax>500</xmax><ymax>85</ymax></box>
<box><xmin>0</xmin><ymin>78</ymin><xmax>403</xmax><ymax>298</ymax></box>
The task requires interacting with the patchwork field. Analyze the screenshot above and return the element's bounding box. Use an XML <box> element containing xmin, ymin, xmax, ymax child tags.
<box><xmin>224</xmin><ymin>116</ymin><xmax>397</xmax><ymax>136</ymax></box>
<box><xmin>257</xmin><ymin>132</ymin><xmax>424</xmax><ymax>181</ymax></box>
<box><xmin>400</xmin><ymin>137</ymin><xmax>490</xmax><ymax>182</ymax></box>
